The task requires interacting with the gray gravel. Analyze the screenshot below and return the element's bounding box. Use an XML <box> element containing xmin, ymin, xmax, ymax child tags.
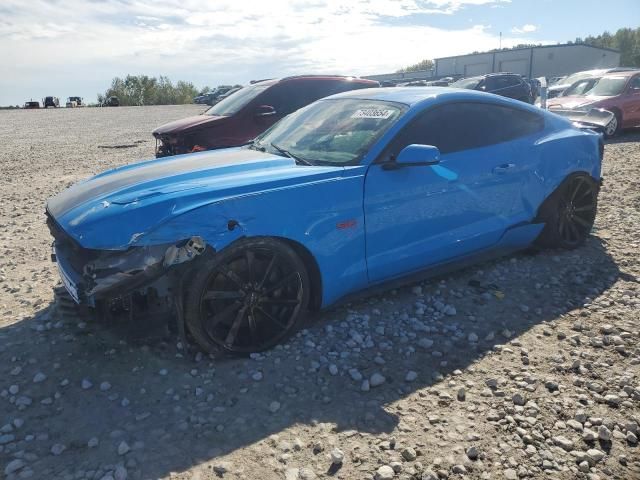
<box><xmin>0</xmin><ymin>106</ymin><xmax>639</xmax><ymax>479</ymax></box>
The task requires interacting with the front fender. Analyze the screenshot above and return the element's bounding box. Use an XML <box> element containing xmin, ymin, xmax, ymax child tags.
<box><xmin>138</xmin><ymin>168</ymin><xmax>369</xmax><ymax>307</ymax></box>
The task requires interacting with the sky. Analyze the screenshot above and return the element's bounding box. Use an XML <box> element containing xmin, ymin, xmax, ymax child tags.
<box><xmin>0</xmin><ymin>0</ymin><xmax>638</xmax><ymax>106</ymax></box>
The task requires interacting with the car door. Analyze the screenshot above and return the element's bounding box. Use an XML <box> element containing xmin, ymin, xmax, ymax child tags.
<box><xmin>623</xmin><ymin>75</ymin><xmax>640</xmax><ymax>126</ymax></box>
<box><xmin>363</xmin><ymin>101</ymin><xmax>544</xmax><ymax>283</ymax></box>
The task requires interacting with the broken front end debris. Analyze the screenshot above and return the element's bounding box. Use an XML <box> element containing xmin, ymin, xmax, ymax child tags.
<box><xmin>47</xmin><ymin>213</ymin><xmax>206</xmax><ymax>307</ymax></box>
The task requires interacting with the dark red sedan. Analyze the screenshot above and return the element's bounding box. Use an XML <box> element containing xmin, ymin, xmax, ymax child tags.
<box><xmin>548</xmin><ymin>70</ymin><xmax>640</xmax><ymax>137</ymax></box>
<box><xmin>152</xmin><ymin>75</ymin><xmax>379</xmax><ymax>157</ymax></box>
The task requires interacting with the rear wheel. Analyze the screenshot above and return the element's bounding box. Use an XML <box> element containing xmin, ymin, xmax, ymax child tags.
<box><xmin>535</xmin><ymin>174</ymin><xmax>599</xmax><ymax>249</ymax></box>
<box><xmin>184</xmin><ymin>238</ymin><xmax>310</xmax><ymax>354</ymax></box>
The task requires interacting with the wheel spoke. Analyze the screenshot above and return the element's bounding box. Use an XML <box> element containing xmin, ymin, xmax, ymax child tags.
<box><xmin>204</xmin><ymin>300</ymin><xmax>241</xmax><ymax>336</ymax></box>
<box><xmin>255</xmin><ymin>305</ymin><xmax>288</xmax><ymax>330</ymax></box>
<box><xmin>203</xmin><ymin>290</ymin><xmax>245</xmax><ymax>301</ymax></box>
<box><xmin>245</xmin><ymin>250</ymin><xmax>255</xmax><ymax>285</ymax></box>
<box><xmin>263</xmin><ymin>271</ymin><xmax>300</xmax><ymax>296</ymax></box>
<box><xmin>259</xmin><ymin>298</ymin><xmax>300</xmax><ymax>306</ymax></box>
<box><xmin>558</xmin><ymin>217</ymin><xmax>568</xmax><ymax>240</ymax></box>
<box><xmin>574</xmin><ymin>204</ymin><xmax>594</xmax><ymax>213</ymax></box>
<box><xmin>567</xmin><ymin>220</ymin><xmax>580</xmax><ymax>241</ymax></box>
<box><xmin>225</xmin><ymin>305</ymin><xmax>248</xmax><ymax>346</ymax></box>
<box><xmin>573</xmin><ymin>215</ymin><xmax>591</xmax><ymax>228</ymax></box>
<box><xmin>247</xmin><ymin>313</ymin><xmax>258</xmax><ymax>344</ymax></box>
<box><xmin>570</xmin><ymin>178</ymin><xmax>585</xmax><ymax>202</ymax></box>
<box><xmin>218</xmin><ymin>265</ymin><xmax>244</xmax><ymax>288</ymax></box>
<box><xmin>576</xmin><ymin>188</ymin><xmax>593</xmax><ymax>201</ymax></box>
<box><xmin>257</xmin><ymin>254</ymin><xmax>278</xmax><ymax>290</ymax></box>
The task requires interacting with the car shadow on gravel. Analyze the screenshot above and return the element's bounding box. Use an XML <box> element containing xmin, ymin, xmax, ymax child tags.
<box><xmin>0</xmin><ymin>236</ymin><xmax>624</xmax><ymax>478</ymax></box>
<box><xmin>605</xmin><ymin>130</ymin><xmax>640</xmax><ymax>144</ymax></box>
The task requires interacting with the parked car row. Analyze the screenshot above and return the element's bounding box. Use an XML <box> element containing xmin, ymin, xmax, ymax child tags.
<box><xmin>546</xmin><ymin>69</ymin><xmax>640</xmax><ymax>137</ymax></box>
<box><xmin>193</xmin><ymin>85</ymin><xmax>242</xmax><ymax>106</ymax></box>
<box><xmin>153</xmin><ymin>75</ymin><xmax>380</xmax><ymax>157</ymax></box>
<box><xmin>449</xmin><ymin>73</ymin><xmax>534</xmax><ymax>103</ymax></box>
<box><xmin>545</xmin><ymin>67</ymin><xmax>636</xmax><ymax>100</ymax></box>
<box><xmin>152</xmin><ymin>67</ymin><xmax>640</xmax><ymax>159</ymax></box>
<box><xmin>22</xmin><ymin>96</ymin><xmax>85</xmax><ymax>109</ymax></box>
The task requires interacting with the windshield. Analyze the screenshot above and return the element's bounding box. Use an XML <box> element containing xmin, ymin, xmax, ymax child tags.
<box><xmin>588</xmin><ymin>76</ymin><xmax>628</xmax><ymax>96</ymax></box>
<box><xmin>560</xmin><ymin>71</ymin><xmax>603</xmax><ymax>87</ymax></box>
<box><xmin>253</xmin><ymin>99</ymin><xmax>406</xmax><ymax>166</ymax></box>
<box><xmin>205</xmin><ymin>84</ymin><xmax>270</xmax><ymax>116</ymax></box>
<box><xmin>450</xmin><ymin>77</ymin><xmax>481</xmax><ymax>89</ymax></box>
<box><xmin>563</xmin><ymin>78</ymin><xmax>598</xmax><ymax>96</ymax></box>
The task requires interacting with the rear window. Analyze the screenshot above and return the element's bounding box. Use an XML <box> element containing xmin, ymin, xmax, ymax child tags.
<box><xmin>451</xmin><ymin>77</ymin><xmax>482</xmax><ymax>89</ymax></box>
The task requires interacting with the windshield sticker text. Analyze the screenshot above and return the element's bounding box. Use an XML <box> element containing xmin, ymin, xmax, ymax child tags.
<box><xmin>351</xmin><ymin>109</ymin><xmax>394</xmax><ymax>119</ymax></box>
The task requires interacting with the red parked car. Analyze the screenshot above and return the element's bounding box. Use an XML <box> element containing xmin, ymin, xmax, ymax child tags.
<box><xmin>152</xmin><ymin>75</ymin><xmax>380</xmax><ymax>157</ymax></box>
<box><xmin>547</xmin><ymin>70</ymin><xmax>640</xmax><ymax>137</ymax></box>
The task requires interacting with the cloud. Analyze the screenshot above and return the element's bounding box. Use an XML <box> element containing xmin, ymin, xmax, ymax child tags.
<box><xmin>0</xmin><ymin>0</ymin><xmax>535</xmax><ymax>104</ymax></box>
<box><xmin>511</xmin><ymin>23</ymin><xmax>538</xmax><ymax>34</ymax></box>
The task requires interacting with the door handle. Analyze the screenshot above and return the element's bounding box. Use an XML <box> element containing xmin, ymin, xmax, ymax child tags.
<box><xmin>493</xmin><ymin>163</ymin><xmax>515</xmax><ymax>174</ymax></box>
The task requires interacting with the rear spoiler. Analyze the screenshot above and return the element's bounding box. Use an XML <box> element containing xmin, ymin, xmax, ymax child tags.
<box><xmin>549</xmin><ymin>108</ymin><xmax>615</xmax><ymax>133</ymax></box>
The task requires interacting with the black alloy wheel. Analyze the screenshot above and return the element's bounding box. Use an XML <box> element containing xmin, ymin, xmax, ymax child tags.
<box><xmin>535</xmin><ymin>174</ymin><xmax>598</xmax><ymax>249</ymax></box>
<box><xmin>184</xmin><ymin>238</ymin><xmax>310</xmax><ymax>354</ymax></box>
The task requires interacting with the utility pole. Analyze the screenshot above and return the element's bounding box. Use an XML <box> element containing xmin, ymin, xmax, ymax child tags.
<box><xmin>499</xmin><ymin>31</ymin><xmax>502</xmax><ymax>49</ymax></box>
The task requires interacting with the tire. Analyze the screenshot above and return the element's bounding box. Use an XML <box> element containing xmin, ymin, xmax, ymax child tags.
<box><xmin>534</xmin><ymin>174</ymin><xmax>599</xmax><ymax>250</ymax></box>
<box><xmin>604</xmin><ymin>111</ymin><xmax>621</xmax><ymax>138</ymax></box>
<box><xmin>184</xmin><ymin>237</ymin><xmax>310</xmax><ymax>355</ymax></box>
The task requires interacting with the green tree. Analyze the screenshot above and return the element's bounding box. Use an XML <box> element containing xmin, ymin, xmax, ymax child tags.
<box><xmin>582</xmin><ymin>27</ymin><xmax>640</xmax><ymax>67</ymax></box>
<box><xmin>397</xmin><ymin>59</ymin><xmax>435</xmax><ymax>73</ymax></box>
<box><xmin>99</xmin><ymin>75</ymin><xmax>200</xmax><ymax>106</ymax></box>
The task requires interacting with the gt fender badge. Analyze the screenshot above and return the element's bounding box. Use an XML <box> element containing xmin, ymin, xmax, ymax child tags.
<box><xmin>336</xmin><ymin>219</ymin><xmax>357</xmax><ymax>230</ymax></box>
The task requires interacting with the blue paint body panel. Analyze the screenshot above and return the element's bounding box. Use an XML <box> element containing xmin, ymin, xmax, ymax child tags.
<box><xmin>46</xmin><ymin>88</ymin><xmax>602</xmax><ymax>308</ymax></box>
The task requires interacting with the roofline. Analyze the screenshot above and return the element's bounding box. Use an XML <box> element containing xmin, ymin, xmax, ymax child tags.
<box><xmin>279</xmin><ymin>74</ymin><xmax>379</xmax><ymax>83</ymax></box>
<box><xmin>435</xmin><ymin>42</ymin><xmax>620</xmax><ymax>62</ymax></box>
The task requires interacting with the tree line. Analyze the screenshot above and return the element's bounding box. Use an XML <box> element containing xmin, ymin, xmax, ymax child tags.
<box><xmin>399</xmin><ymin>26</ymin><xmax>640</xmax><ymax>73</ymax></box>
<box><xmin>97</xmin><ymin>75</ymin><xmax>200</xmax><ymax>106</ymax></box>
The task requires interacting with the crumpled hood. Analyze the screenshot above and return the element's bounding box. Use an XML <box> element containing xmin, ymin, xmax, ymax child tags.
<box><xmin>152</xmin><ymin>114</ymin><xmax>227</xmax><ymax>136</ymax></box>
<box><xmin>547</xmin><ymin>95</ymin><xmax>609</xmax><ymax>111</ymax></box>
<box><xmin>46</xmin><ymin>148</ymin><xmax>344</xmax><ymax>250</ymax></box>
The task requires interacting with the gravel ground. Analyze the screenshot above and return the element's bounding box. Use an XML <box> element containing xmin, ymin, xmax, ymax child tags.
<box><xmin>0</xmin><ymin>106</ymin><xmax>639</xmax><ymax>480</ymax></box>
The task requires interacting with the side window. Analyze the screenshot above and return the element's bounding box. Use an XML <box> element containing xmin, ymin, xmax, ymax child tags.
<box><xmin>629</xmin><ymin>76</ymin><xmax>640</xmax><ymax>91</ymax></box>
<box><xmin>491</xmin><ymin>76</ymin><xmax>519</xmax><ymax>90</ymax></box>
<box><xmin>299</xmin><ymin>80</ymin><xmax>361</xmax><ymax>106</ymax></box>
<box><xmin>264</xmin><ymin>81</ymin><xmax>348</xmax><ymax>116</ymax></box>
<box><xmin>256</xmin><ymin>84</ymin><xmax>299</xmax><ymax>116</ymax></box>
<box><xmin>384</xmin><ymin>102</ymin><xmax>543</xmax><ymax>158</ymax></box>
<box><xmin>298</xmin><ymin>81</ymin><xmax>343</xmax><ymax>106</ymax></box>
<box><xmin>484</xmin><ymin>77</ymin><xmax>497</xmax><ymax>91</ymax></box>
<box><xmin>504</xmin><ymin>76</ymin><xmax>521</xmax><ymax>87</ymax></box>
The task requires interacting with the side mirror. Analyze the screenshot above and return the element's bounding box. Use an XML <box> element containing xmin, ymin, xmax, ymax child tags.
<box><xmin>393</xmin><ymin>144</ymin><xmax>441</xmax><ymax>167</ymax></box>
<box><xmin>255</xmin><ymin>105</ymin><xmax>277</xmax><ymax>117</ymax></box>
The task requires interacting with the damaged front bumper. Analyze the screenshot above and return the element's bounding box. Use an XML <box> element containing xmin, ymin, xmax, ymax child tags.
<box><xmin>49</xmin><ymin>216</ymin><xmax>206</xmax><ymax>306</ymax></box>
<box><xmin>549</xmin><ymin>108</ymin><xmax>615</xmax><ymax>133</ymax></box>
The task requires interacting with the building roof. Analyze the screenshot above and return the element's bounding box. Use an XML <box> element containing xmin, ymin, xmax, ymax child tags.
<box><xmin>435</xmin><ymin>42</ymin><xmax>620</xmax><ymax>62</ymax></box>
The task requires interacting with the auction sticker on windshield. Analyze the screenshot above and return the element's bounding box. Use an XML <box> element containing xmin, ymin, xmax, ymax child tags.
<box><xmin>351</xmin><ymin>108</ymin><xmax>395</xmax><ymax>119</ymax></box>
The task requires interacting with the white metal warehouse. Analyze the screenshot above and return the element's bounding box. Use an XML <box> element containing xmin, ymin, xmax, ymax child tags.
<box><xmin>434</xmin><ymin>43</ymin><xmax>621</xmax><ymax>79</ymax></box>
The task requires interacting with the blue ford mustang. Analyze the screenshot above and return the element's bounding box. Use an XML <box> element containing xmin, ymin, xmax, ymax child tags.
<box><xmin>47</xmin><ymin>87</ymin><xmax>602</xmax><ymax>354</ymax></box>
